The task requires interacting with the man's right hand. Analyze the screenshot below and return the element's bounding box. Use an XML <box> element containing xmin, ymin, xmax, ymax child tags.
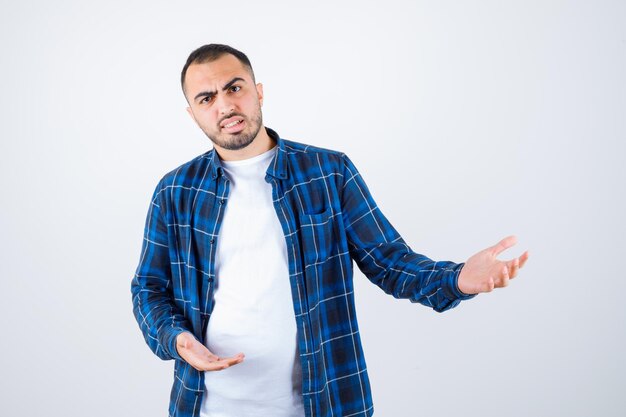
<box><xmin>175</xmin><ymin>332</ymin><xmax>244</xmax><ymax>371</ymax></box>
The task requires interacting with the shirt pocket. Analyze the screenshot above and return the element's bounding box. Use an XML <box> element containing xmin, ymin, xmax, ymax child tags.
<box><xmin>299</xmin><ymin>206</ymin><xmax>335</xmax><ymax>267</ymax></box>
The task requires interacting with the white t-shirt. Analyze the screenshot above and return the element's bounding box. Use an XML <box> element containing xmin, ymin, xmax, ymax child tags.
<box><xmin>200</xmin><ymin>146</ymin><xmax>304</xmax><ymax>417</ymax></box>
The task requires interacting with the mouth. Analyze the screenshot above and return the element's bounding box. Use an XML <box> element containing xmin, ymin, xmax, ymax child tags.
<box><xmin>220</xmin><ymin>116</ymin><xmax>246</xmax><ymax>134</ymax></box>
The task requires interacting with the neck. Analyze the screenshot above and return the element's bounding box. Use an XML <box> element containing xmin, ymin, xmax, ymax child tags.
<box><xmin>214</xmin><ymin>126</ymin><xmax>274</xmax><ymax>161</ymax></box>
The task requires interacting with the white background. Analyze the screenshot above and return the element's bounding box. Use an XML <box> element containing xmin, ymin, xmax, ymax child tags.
<box><xmin>1</xmin><ymin>1</ymin><xmax>624</xmax><ymax>416</ymax></box>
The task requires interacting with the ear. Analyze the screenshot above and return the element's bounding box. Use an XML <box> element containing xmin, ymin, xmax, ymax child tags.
<box><xmin>256</xmin><ymin>82</ymin><xmax>264</xmax><ymax>107</ymax></box>
<box><xmin>186</xmin><ymin>106</ymin><xmax>196</xmax><ymax>123</ymax></box>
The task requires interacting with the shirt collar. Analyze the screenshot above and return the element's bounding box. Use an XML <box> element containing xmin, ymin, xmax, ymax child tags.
<box><xmin>208</xmin><ymin>127</ymin><xmax>288</xmax><ymax>180</ymax></box>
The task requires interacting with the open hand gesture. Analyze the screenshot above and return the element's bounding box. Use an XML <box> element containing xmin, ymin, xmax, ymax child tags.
<box><xmin>176</xmin><ymin>332</ymin><xmax>245</xmax><ymax>371</ymax></box>
<box><xmin>457</xmin><ymin>235</ymin><xmax>529</xmax><ymax>295</ymax></box>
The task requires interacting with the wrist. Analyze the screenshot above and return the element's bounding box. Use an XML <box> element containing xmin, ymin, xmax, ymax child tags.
<box><xmin>453</xmin><ymin>263</ymin><xmax>477</xmax><ymax>299</ymax></box>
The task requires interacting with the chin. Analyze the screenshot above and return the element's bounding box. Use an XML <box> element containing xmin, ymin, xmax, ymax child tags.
<box><xmin>218</xmin><ymin>134</ymin><xmax>256</xmax><ymax>151</ymax></box>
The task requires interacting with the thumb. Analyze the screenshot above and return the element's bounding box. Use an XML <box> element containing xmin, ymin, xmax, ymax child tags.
<box><xmin>177</xmin><ymin>331</ymin><xmax>194</xmax><ymax>350</ymax></box>
<box><xmin>490</xmin><ymin>235</ymin><xmax>517</xmax><ymax>256</ymax></box>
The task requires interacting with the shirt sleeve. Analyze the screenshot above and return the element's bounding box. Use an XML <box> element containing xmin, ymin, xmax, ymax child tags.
<box><xmin>131</xmin><ymin>179</ymin><xmax>192</xmax><ymax>360</ymax></box>
<box><xmin>339</xmin><ymin>153</ymin><xmax>476</xmax><ymax>312</ymax></box>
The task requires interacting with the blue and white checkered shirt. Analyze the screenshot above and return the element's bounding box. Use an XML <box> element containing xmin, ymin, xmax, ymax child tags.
<box><xmin>131</xmin><ymin>127</ymin><xmax>475</xmax><ymax>417</ymax></box>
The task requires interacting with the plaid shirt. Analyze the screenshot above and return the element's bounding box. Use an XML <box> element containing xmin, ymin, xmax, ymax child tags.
<box><xmin>131</xmin><ymin>127</ymin><xmax>475</xmax><ymax>417</ymax></box>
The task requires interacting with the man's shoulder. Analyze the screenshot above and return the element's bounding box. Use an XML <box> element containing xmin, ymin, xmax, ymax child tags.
<box><xmin>282</xmin><ymin>138</ymin><xmax>344</xmax><ymax>156</ymax></box>
<box><xmin>280</xmin><ymin>137</ymin><xmax>362</xmax><ymax>182</ymax></box>
<box><xmin>158</xmin><ymin>149</ymin><xmax>214</xmax><ymax>187</ymax></box>
<box><xmin>281</xmin><ymin>138</ymin><xmax>349</xmax><ymax>169</ymax></box>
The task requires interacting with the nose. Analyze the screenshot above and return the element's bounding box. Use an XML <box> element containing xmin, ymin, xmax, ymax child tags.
<box><xmin>217</xmin><ymin>94</ymin><xmax>236</xmax><ymax>116</ymax></box>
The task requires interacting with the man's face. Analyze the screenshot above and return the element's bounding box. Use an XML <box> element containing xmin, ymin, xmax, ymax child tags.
<box><xmin>184</xmin><ymin>54</ymin><xmax>264</xmax><ymax>151</ymax></box>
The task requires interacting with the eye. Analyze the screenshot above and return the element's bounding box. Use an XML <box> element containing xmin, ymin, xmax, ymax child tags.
<box><xmin>230</xmin><ymin>85</ymin><xmax>241</xmax><ymax>93</ymax></box>
<box><xmin>200</xmin><ymin>96</ymin><xmax>213</xmax><ymax>104</ymax></box>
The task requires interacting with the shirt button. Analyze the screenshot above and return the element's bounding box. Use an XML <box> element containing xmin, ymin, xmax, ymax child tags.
<box><xmin>207</xmin><ymin>277</ymin><xmax>214</xmax><ymax>283</ymax></box>
<box><xmin>210</xmin><ymin>239</ymin><xmax>215</xmax><ymax>244</ymax></box>
<box><xmin>219</xmin><ymin>199</ymin><xmax>225</xmax><ymax>204</ymax></box>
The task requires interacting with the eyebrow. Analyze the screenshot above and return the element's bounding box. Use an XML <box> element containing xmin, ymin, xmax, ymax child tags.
<box><xmin>193</xmin><ymin>77</ymin><xmax>246</xmax><ymax>102</ymax></box>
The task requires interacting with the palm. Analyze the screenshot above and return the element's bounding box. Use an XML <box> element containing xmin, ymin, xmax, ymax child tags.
<box><xmin>457</xmin><ymin>235</ymin><xmax>529</xmax><ymax>295</ymax></box>
<box><xmin>176</xmin><ymin>332</ymin><xmax>244</xmax><ymax>372</ymax></box>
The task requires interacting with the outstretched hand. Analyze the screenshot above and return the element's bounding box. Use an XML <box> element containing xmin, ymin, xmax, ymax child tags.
<box><xmin>175</xmin><ymin>332</ymin><xmax>244</xmax><ymax>371</ymax></box>
<box><xmin>457</xmin><ymin>235</ymin><xmax>529</xmax><ymax>295</ymax></box>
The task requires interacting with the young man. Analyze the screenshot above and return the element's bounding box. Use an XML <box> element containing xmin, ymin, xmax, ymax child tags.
<box><xmin>131</xmin><ymin>44</ymin><xmax>529</xmax><ymax>417</ymax></box>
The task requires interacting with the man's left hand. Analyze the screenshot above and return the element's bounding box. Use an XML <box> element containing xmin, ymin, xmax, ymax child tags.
<box><xmin>457</xmin><ymin>235</ymin><xmax>530</xmax><ymax>295</ymax></box>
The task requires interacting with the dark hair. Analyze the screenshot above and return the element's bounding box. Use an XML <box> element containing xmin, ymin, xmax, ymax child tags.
<box><xmin>180</xmin><ymin>44</ymin><xmax>255</xmax><ymax>95</ymax></box>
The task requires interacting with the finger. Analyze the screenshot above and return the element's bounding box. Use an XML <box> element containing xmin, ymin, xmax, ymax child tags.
<box><xmin>201</xmin><ymin>346</ymin><xmax>223</xmax><ymax>362</ymax></box>
<box><xmin>508</xmin><ymin>257</ymin><xmax>520</xmax><ymax>279</ymax></box>
<box><xmin>187</xmin><ymin>350</ymin><xmax>220</xmax><ymax>369</ymax></box>
<box><xmin>217</xmin><ymin>353</ymin><xmax>245</xmax><ymax>365</ymax></box>
<box><xmin>518</xmin><ymin>250</ymin><xmax>530</xmax><ymax>269</ymax></box>
<box><xmin>490</xmin><ymin>235</ymin><xmax>518</xmax><ymax>256</ymax></box>
<box><xmin>192</xmin><ymin>355</ymin><xmax>234</xmax><ymax>371</ymax></box>
<box><xmin>208</xmin><ymin>353</ymin><xmax>244</xmax><ymax>365</ymax></box>
<box><xmin>200</xmin><ymin>361</ymin><xmax>231</xmax><ymax>371</ymax></box>
<box><xmin>499</xmin><ymin>264</ymin><xmax>510</xmax><ymax>287</ymax></box>
<box><xmin>484</xmin><ymin>277</ymin><xmax>495</xmax><ymax>293</ymax></box>
<box><xmin>204</xmin><ymin>354</ymin><xmax>245</xmax><ymax>372</ymax></box>
<box><xmin>217</xmin><ymin>352</ymin><xmax>245</xmax><ymax>361</ymax></box>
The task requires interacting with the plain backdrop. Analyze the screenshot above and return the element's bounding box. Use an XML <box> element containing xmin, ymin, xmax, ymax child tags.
<box><xmin>1</xmin><ymin>1</ymin><xmax>624</xmax><ymax>416</ymax></box>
